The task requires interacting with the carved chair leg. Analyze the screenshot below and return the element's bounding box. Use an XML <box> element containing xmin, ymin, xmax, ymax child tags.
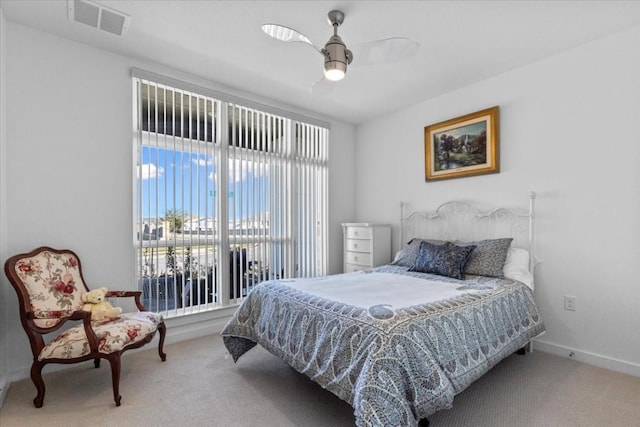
<box><xmin>157</xmin><ymin>322</ymin><xmax>167</xmax><ymax>361</ymax></box>
<box><xmin>94</xmin><ymin>358</ymin><xmax>101</xmax><ymax>368</ymax></box>
<box><xmin>31</xmin><ymin>361</ymin><xmax>46</xmax><ymax>408</ymax></box>
<box><xmin>107</xmin><ymin>355</ymin><xmax>122</xmax><ymax>406</ymax></box>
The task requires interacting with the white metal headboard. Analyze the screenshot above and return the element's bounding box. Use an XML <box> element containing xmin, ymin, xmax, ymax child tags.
<box><xmin>400</xmin><ymin>191</ymin><xmax>537</xmax><ymax>274</ymax></box>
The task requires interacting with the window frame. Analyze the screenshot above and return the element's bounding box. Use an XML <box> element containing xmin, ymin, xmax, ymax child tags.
<box><xmin>132</xmin><ymin>71</ymin><xmax>329</xmax><ymax>318</ymax></box>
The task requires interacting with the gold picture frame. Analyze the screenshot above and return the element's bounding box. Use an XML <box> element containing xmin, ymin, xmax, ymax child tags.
<box><xmin>424</xmin><ymin>106</ymin><xmax>499</xmax><ymax>181</ymax></box>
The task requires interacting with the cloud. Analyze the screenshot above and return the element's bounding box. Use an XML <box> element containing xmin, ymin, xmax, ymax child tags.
<box><xmin>192</xmin><ymin>157</ymin><xmax>213</xmax><ymax>167</ymax></box>
<box><xmin>138</xmin><ymin>163</ymin><xmax>165</xmax><ymax>180</ymax></box>
<box><xmin>207</xmin><ymin>159</ymin><xmax>267</xmax><ymax>183</ymax></box>
<box><xmin>229</xmin><ymin>159</ymin><xmax>267</xmax><ymax>182</ymax></box>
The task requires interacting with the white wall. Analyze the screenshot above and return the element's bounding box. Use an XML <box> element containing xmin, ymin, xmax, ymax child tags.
<box><xmin>355</xmin><ymin>25</ymin><xmax>640</xmax><ymax>376</ymax></box>
<box><xmin>328</xmin><ymin>121</ymin><xmax>356</xmax><ymax>272</ymax></box>
<box><xmin>0</xmin><ymin>6</ymin><xmax>10</xmax><ymax>403</ymax></box>
<box><xmin>0</xmin><ymin>22</ymin><xmax>356</xmax><ymax>386</ymax></box>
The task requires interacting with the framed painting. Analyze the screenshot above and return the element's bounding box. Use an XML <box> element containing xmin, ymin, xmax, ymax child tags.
<box><xmin>424</xmin><ymin>106</ymin><xmax>499</xmax><ymax>181</ymax></box>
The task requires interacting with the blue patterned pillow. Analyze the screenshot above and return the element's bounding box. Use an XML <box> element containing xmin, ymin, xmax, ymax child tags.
<box><xmin>456</xmin><ymin>238</ymin><xmax>513</xmax><ymax>278</ymax></box>
<box><xmin>409</xmin><ymin>241</ymin><xmax>476</xmax><ymax>280</ymax></box>
<box><xmin>392</xmin><ymin>238</ymin><xmax>446</xmax><ymax>267</ymax></box>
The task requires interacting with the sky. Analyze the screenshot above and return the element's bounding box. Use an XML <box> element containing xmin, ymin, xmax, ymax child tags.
<box><xmin>138</xmin><ymin>146</ymin><xmax>270</xmax><ymax>220</ymax></box>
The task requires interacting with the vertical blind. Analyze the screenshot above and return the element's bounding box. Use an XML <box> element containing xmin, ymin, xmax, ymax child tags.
<box><xmin>133</xmin><ymin>76</ymin><xmax>328</xmax><ymax>316</ymax></box>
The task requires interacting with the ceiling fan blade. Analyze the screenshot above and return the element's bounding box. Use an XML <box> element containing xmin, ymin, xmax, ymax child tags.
<box><xmin>311</xmin><ymin>77</ymin><xmax>335</xmax><ymax>96</ymax></box>
<box><xmin>351</xmin><ymin>37</ymin><xmax>419</xmax><ymax>67</ymax></box>
<box><xmin>261</xmin><ymin>24</ymin><xmax>322</xmax><ymax>53</ymax></box>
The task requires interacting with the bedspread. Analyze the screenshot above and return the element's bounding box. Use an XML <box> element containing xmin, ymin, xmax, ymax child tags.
<box><xmin>221</xmin><ymin>266</ymin><xmax>545</xmax><ymax>426</ymax></box>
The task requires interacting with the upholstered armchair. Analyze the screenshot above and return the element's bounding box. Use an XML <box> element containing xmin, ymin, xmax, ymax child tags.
<box><xmin>4</xmin><ymin>246</ymin><xmax>167</xmax><ymax>408</ymax></box>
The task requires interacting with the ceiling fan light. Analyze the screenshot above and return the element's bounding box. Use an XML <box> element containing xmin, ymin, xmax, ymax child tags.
<box><xmin>324</xmin><ymin>67</ymin><xmax>345</xmax><ymax>81</ymax></box>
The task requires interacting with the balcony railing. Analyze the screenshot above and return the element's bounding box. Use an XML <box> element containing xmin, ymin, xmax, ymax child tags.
<box><xmin>138</xmin><ymin>242</ymin><xmax>280</xmax><ymax>313</ymax></box>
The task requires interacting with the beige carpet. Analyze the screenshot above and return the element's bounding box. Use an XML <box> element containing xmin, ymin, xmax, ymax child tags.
<box><xmin>1</xmin><ymin>334</ymin><xmax>639</xmax><ymax>427</ymax></box>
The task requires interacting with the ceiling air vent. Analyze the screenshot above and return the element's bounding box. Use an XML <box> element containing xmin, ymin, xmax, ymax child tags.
<box><xmin>67</xmin><ymin>0</ymin><xmax>130</xmax><ymax>36</ymax></box>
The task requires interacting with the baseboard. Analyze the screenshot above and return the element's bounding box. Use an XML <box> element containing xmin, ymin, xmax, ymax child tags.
<box><xmin>534</xmin><ymin>339</ymin><xmax>640</xmax><ymax>378</ymax></box>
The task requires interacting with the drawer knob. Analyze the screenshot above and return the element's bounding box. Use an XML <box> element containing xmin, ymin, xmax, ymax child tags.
<box><xmin>353</xmin><ymin>243</ymin><xmax>358</xmax><ymax>248</ymax></box>
<box><xmin>354</xmin><ymin>256</ymin><xmax>358</xmax><ymax>261</ymax></box>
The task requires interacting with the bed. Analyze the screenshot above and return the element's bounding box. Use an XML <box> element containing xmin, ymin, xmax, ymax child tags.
<box><xmin>221</xmin><ymin>193</ymin><xmax>545</xmax><ymax>426</ymax></box>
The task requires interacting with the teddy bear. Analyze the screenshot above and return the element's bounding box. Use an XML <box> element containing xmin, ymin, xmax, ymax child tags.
<box><xmin>81</xmin><ymin>287</ymin><xmax>122</xmax><ymax>321</ymax></box>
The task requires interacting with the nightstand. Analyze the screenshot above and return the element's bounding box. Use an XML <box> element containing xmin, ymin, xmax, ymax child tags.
<box><xmin>342</xmin><ymin>223</ymin><xmax>391</xmax><ymax>273</ymax></box>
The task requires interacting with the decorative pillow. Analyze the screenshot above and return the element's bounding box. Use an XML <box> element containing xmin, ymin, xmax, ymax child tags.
<box><xmin>409</xmin><ymin>241</ymin><xmax>476</xmax><ymax>280</ymax></box>
<box><xmin>503</xmin><ymin>247</ymin><xmax>533</xmax><ymax>288</ymax></box>
<box><xmin>455</xmin><ymin>238</ymin><xmax>513</xmax><ymax>278</ymax></box>
<box><xmin>392</xmin><ymin>238</ymin><xmax>446</xmax><ymax>267</ymax></box>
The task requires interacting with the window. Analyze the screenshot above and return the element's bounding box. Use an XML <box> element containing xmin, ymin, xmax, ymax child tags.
<box><xmin>133</xmin><ymin>74</ymin><xmax>328</xmax><ymax>316</ymax></box>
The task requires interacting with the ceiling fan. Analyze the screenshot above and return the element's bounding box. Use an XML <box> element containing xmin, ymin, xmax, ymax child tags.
<box><xmin>261</xmin><ymin>10</ymin><xmax>419</xmax><ymax>94</ymax></box>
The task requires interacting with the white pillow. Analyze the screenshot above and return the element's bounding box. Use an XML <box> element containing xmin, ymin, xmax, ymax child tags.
<box><xmin>503</xmin><ymin>247</ymin><xmax>533</xmax><ymax>289</ymax></box>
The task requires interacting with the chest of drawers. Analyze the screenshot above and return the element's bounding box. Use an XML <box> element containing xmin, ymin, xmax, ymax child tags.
<box><xmin>342</xmin><ymin>223</ymin><xmax>391</xmax><ymax>273</ymax></box>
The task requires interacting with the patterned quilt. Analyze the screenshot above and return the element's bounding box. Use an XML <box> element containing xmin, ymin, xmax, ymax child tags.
<box><xmin>221</xmin><ymin>265</ymin><xmax>545</xmax><ymax>426</ymax></box>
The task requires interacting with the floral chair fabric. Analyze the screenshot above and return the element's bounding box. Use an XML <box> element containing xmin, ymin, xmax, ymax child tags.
<box><xmin>38</xmin><ymin>312</ymin><xmax>163</xmax><ymax>360</ymax></box>
<box><xmin>15</xmin><ymin>250</ymin><xmax>87</xmax><ymax>329</ymax></box>
<box><xmin>4</xmin><ymin>247</ymin><xmax>167</xmax><ymax>408</ymax></box>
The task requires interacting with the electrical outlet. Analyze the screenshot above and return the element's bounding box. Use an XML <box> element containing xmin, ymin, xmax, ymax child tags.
<box><xmin>564</xmin><ymin>295</ymin><xmax>576</xmax><ymax>311</ymax></box>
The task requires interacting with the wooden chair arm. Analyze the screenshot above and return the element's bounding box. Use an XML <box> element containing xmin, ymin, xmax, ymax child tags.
<box><xmin>105</xmin><ymin>290</ymin><xmax>147</xmax><ymax>312</ymax></box>
<box><xmin>28</xmin><ymin>309</ymin><xmax>92</xmax><ymax>325</ymax></box>
<box><xmin>72</xmin><ymin>310</ymin><xmax>100</xmax><ymax>352</ymax></box>
<box><xmin>105</xmin><ymin>290</ymin><xmax>142</xmax><ymax>298</ymax></box>
<box><xmin>27</xmin><ymin>309</ymin><xmax>99</xmax><ymax>352</ymax></box>
<box><xmin>67</xmin><ymin>309</ymin><xmax>92</xmax><ymax>320</ymax></box>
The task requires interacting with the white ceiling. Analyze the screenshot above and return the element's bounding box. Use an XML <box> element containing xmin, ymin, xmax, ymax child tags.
<box><xmin>3</xmin><ymin>0</ymin><xmax>640</xmax><ymax>124</ymax></box>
